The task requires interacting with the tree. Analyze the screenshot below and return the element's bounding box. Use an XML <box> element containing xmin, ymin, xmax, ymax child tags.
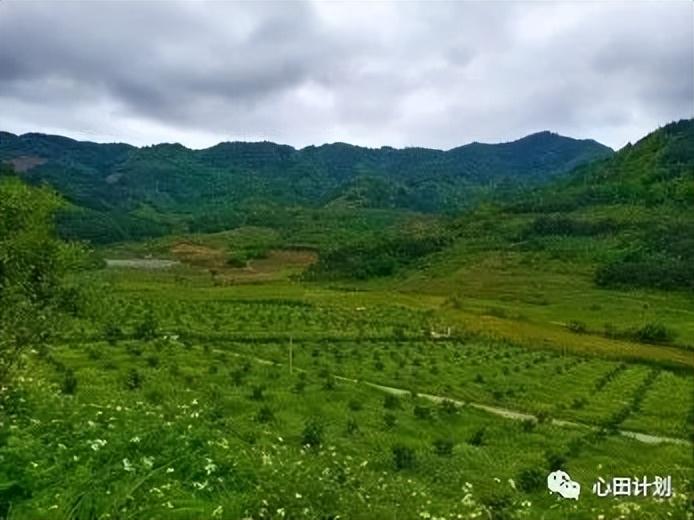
<box><xmin>0</xmin><ymin>176</ymin><xmax>87</xmax><ymax>385</ymax></box>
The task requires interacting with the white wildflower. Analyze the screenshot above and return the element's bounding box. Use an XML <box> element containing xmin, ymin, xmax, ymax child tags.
<box><xmin>122</xmin><ymin>458</ymin><xmax>135</xmax><ymax>472</ymax></box>
<box><xmin>89</xmin><ymin>439</ymin><xmax>107</xmax><ymax>451</ymax></box>
<box><xmin>204</xmin><ymin>458</ymin><xmax>217</xmax><ymax>475</ymax></box>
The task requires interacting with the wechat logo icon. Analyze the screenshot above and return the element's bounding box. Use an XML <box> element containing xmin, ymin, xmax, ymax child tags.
<box><xmin>547</xmin><ymin>470</ymin><xmax>581</xmax><ymax>500</ymax></box>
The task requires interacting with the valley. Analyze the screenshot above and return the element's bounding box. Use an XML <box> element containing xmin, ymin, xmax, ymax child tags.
<box><xmin>1</xmin><ymin>120</ymin><xmax>693</xmax><ymax>519</ymax></box>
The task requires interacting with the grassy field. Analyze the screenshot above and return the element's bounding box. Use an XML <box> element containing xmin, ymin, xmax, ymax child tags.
<box><xmin>3</xmin><ymin>257</ymin><xmax>692</xmax><ymax>520</ymax></box>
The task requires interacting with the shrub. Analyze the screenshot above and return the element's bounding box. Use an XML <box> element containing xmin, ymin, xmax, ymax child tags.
<box><xmin>536</xmin><ymin>410</ymin><xmax>551</xmax><ymax>424</ymax></box>
<box><xmin>103</xmin><ymin>322</ymin><xmax>123</xmax><ymax>345</ymax></box>
<box><xmin>383</xmin><ymin>394</ymin><xmax>400</xmax><ymax>410</ymax></box>
<box><xmin>433</xmin><ymin>438</ymin><xmax>454</xmax><ymax>457</ymax></box>
<box><xmin>439</xmin><ymin>399</ymin><xmax>458</xmax><ymax>415</ymax></box>
<box><xmin>392</xmin><ymin>444</ymin><xmax>416</xmax><ymax>470</ymax></box>
<box><xmin>566</xmin><ymin>320</ymin><xmax>587</xmax><ymax>333</ymax></box>
<box><xmin>125</xmin><ymin>368</ymin><xmax>143</xmax><ymax>390</ymax></box>
<box><xmin>230</xmin><ymin>369</ymin><xmax>245</xmax><ymax>386</ymax></box>
<box><xmin>348</xmin><ymin>398</ymin><xmax>363</xmax><ymax>411</ymax></box>
<box><xmin>346</xmin><ymin>418</ymin><xmax>359</xmax><ymax>435</ymax></box>
<box><xmin>517</xmin><ymin>467</ymin><xmax>545</xmax><ymax>492</ymax></box>
<box><xmin>571</xmin><ymin>397</ymin><xmax>587</xmax><ymax>409</ymax></box>
<box><xmin>630</xmin><ymin>322</ymin><xmax>676</xmax><ymax>344</ymax></box>
<box><xmin>126</xmin><ymin>343</ymin><xmax>143</xmax><ymax>357</ymax></box>
<box><xmin>250</xmin><ymin>385</ymin><xmax>265</xmax><ymax>401</ymax></box>
<box><xmin>521</xmin><ymin>419</ymin><xmax>536</xmax><ymax>432</ymax></box>
<box><xmin>134</xmin><ymin>309</ymin><xmax>158</xmax><ymax>340</ymax></box>
<box><xmin>61</xmin><ymin>369</ymin><xmax>78</xmax><ymax>395</ymax></box>
<box><xmin>468</xmin><ymin>427</ymin><xmax>485</xmax><ymax>446</ymax></box>
<box><xmin>302</xmin><ymin>419</ymin><xmax>323</xmax><ymax>448</ymax></box>
<box><xmin>413</xmin><ymin>405</ymin><xmax>431</xmax><ymax>420</ymax></box>
<box><xmin>256</xmin><ymin>405</ymin><xmax>274</xmax><ymax>423</ymax></box>
<box><xmin>383</xmin><ymin>412</ymin><xmax>397</xmax><ymax>429</ymax></box>
<box><xmin>545</xmin><ymin>451</ymin><xmax>567</xmax><ymax>471</ymax></box>
<box><xmin>293</xmin><ymin>379</ymin><xmax>307</xmax><ymax>393</ymax></box>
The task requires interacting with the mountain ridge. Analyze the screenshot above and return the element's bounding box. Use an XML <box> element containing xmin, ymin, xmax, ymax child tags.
<box><xmin>0</xmin><ymin>127</ymin><xmax>614</xmax><ymax>243</ymax></box>
<box><xmin>0</xmin><ymin>128</ymin><xmax>610</xmax><ymax>154</ymax></box>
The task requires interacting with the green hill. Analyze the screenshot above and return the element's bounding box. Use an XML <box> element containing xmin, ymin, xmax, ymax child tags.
<box><xmin>505</xmin><ymin>119</ymin><xmax>694</xmax><ymax>290</ymax></box>
<box><xmin>0</xmin><ymin>130</ymin><xmax>611</xmax><ymax>242</ymax></box>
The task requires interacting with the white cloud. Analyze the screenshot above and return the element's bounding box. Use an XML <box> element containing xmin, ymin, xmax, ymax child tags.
<box><xmin>0</xmin><ymin>0</ymin><xmax>691</xmax><ymax>149</ymax></box>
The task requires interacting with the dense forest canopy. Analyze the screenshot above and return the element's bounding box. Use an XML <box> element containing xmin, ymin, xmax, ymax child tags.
<box><xmin>0</xmin><ymin>130</ymin><xmax>611</xmax><ymax>243</ymax></box>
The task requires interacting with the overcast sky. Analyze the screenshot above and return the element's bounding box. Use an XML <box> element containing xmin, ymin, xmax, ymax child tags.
<box><xmin>0</xmin><ymin>1</ymin><xmax>692</xmax><ymax>150</ymax></box>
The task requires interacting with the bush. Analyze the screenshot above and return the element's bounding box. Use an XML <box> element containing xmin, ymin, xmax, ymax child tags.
<box><xmin>521</xmin><ymin>419</ymin><xmax>536</xmax><ymax>432</ymax></box>
<box><xmin>433</xmin><ymin>438</ymin><xmax>454</xmax><ymax>457</ymax></box>
<box><xmin>134</xmin><ymin>309</ymin><xmax>158</xmax><ymax>340</ymax></box>
<box><xmin>630</xmin><ymin>322</ymin><xmax>676</xmax><ymax>344</ymax></box>
<box><xmin>125</xmin><ymin>368</ymin><xmax>143</xmax><ymax>390</ymax></box>
<box><xmin>61</xmin><ymin>369</ymin><xmax>78</xmax><ymax>395</ymax></box>
<box><xmin>250</xmin><ymin>385</ymin><xmax>265</xmax><ymax>401</ymax></box>
<box><xmin>468</xmin><ymin>427</ymin><xmax>485</xmax><ymax>446</ymax></box>
<box><xmin>383</xmin><ymin>412</ymin><xmax>397</xmax><ymax>429</ymax></box>
<box><xmin>413</xmin><ymin>405</ymin><xmax>431</xmax><ymax>420</ymax></box>
<box><xmin>383</xmin><ymin>394</ymin><xmax>400</xmax><ymax>410</ymax></box>
<box><xmin>302</xmin><ymin>419</ymin><xmax>323</xmax><ymax>448</ymax></box>
<box><xmin>439</xmin><ymin>399</ymin><xmax>458</xmax><ymax>415</ymax></box>
<box><xmin>566</xmin><ymin>320</ymin><xmax>587</xmax><ymax>333</ymax></box>
<box><xmin>256</xmin><ymin>405</ymin><xmax>274</xmax><ymax>423</ymax></box>
<box><xmin>346</xmin><ymin>418</ymin><xmax>359</xmax><ymax>435</ymax></box>
<box><xmin>293</xmin><ymin>379</ymin><xmax>307</xmax><ymax>393</ymax></box>
<box><xmin>545</xmin><ymin>451</ymin><xmax>567</xmax><ymax>471</ymax></box>
<box><xmin>103</xmin><ymin>322</ymin><xmax>123</xmax><ymax>345</ymax></box>
<box><xmin>348</xmin><ymin>398</ymin><xmax>363</xmax><ymax>411</ymax></box>
<box><xmin>392</xmin><ymin>444</ymin><xmax>416</xmax><ymax>470</ymax></box>
<box><xmin>517</xmin><ymin>467</ymin><xmax>545</xmax><ymax>492</ymax></box>
<box><xmin>536</xmin><ymin>410</ymin><xmax>551</xmax><ymax>424</ymax></box>
<box><xmin>230</xmin><ymin>369</ymin><xmax>245</xmax><ymax>386</ymax></box>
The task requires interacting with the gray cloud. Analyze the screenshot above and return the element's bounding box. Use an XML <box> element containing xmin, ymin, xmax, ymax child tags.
<box><xmin>0</xmin><ymin>1</ymin><xmax>691</xmax><ymax>149</ymax></box>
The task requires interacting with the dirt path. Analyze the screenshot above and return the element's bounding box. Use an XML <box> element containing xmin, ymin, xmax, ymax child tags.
<box><xmin>212</xmin><ymin>347</ymin><xmax>691</xmax><ymax>447</ymax></box>
<box><xmin>105</xmin><ymin>258</ymin><xmax>180</xmax><ymax>269</ymax></box>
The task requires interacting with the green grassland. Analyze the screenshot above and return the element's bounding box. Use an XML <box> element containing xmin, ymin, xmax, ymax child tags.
<box><xmin>4</xmin><ymin>271</ymin><xmax>693</xmax><ymax>519</ymax></box>
<box><xmin>2</xmin><ymin>121</ymin><xmax>693</xmax><ymax>519</ymax></box>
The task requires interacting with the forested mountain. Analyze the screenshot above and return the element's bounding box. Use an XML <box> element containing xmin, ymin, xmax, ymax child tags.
<box><xmin>509</xmin><ymin>118</ymin><xmax>694</xmax><ymax>212</ymax></box>
<box><xmin>0</xmin><ymin>130</ymin><xmax>611</xmax><ymax>242</ymax></box>
<box><xmin>469</xmin><ymin>118</ymin><xmax>694</xmax><ymax>291</ymax></box>
<box><xmin>306</xmin><ymin>119</ymin><xmax>694</xmax><ymax>289</ymax></box>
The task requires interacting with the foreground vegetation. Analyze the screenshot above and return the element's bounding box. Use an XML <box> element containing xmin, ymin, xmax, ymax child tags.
<box><xmin>3</xmin><ymin>273</ymin><xmax>693</xmax><ymax>519</ymax></box>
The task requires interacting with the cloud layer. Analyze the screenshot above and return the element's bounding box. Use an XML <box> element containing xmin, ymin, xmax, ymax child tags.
<box><xmin>1</xmin><ymin>1</ymin><xmax>692</xmax><ymax>149</ymax></box>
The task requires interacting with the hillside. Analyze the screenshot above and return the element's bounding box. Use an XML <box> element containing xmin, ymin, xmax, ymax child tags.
<box><xmin>370</xmin><ymin>119</ymin><xmax>694</xmax><ymax>351</ymax></box>
<box><xmin>0</xmin><ymin>130</ymin><xmax>611</xmax><ymax>242</ymax></box>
